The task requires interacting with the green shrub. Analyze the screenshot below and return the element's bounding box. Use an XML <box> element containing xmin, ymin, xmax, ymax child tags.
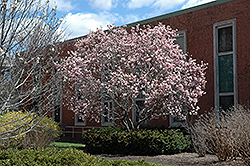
<box><xmin>0</xmin><ymin>111</ymin><xmax>62</xmax><ymax>149</ymax></box>
<box><xmin>82</xmin><ymin>127</ymin><xmax>191</xmax><ymax>155</ymax></box>
<box><xmin>0</xmin><ymin>148</ymin><xmax>157</xmax><ymax>166</ymax></box>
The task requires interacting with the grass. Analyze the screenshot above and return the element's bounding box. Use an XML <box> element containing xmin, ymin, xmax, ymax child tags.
<box><xmin>50</xmin><ymin>141</ymin><xmax>85</xmax><ymax>150</ymax></box>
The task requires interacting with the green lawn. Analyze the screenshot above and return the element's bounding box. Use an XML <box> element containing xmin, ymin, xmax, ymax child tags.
<box><xmin>50</xmin><ymin>141</ymin><xmax>85</xmax><ymax>150</ymax></box>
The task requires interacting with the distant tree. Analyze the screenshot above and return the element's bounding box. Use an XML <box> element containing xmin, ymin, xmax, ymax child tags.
<box><xmin>59</xmin><ymin>23</ymin><xmax>207</xmax><ymax>131</ymax></box>
<box><xmin>0</xmin><ymin>0</ymin><xmax>64</xmax><ymax>140</ymax></box>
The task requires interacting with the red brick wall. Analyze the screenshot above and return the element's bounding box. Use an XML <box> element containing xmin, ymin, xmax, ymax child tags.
<box><xmin>60</xmin><ymin>0</ymin><xmax>250</xmax><ymax>130</ymax></box>
<box><xmin>57</xmin><ymin>42</ymin><xmax>104</xmax><ymax>128</ymax></box>
<box><xmin>147</xmin><ymin>0</ymin><xmax>250</xmax><ymax>114</ymax></box>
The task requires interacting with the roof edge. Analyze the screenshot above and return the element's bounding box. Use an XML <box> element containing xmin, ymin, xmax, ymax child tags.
<box><xmin>126</xmin><ymin>0</ymin><xmax>234</xmax><ymax>27</ymax></box>
<box><xmin>64</xmin><ymin>0</ymin><xmax>234</xmax><ymax>43</ymax></box>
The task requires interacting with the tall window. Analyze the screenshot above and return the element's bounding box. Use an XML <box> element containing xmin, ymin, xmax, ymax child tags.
<box><xmin>33</xmin><ymin>65</ymin><xmax>41</xmax><ymax>112</ymax></box>
<box><xmin>102</xmin><ymin>100</ymin><xmax>114</xmax><ymax>126</ymax></box>
<box><xmin>75</xmin><ymin>84</ymin><xmax>86</xmax><ymax>126</ymax></box>
<box><xmin>170</xmin><ymin>30</ymin><xmax>187</xmax><ymax>127</ymax></box>
<box><xmin>53</xmin><ymin>105</ymin><xmax>61</xmax><ymax>123</ymax></box>
<box><xmin>52</xmin><ymin>64</ymin><xmax>62</xmax><ymax>123</ymax></box>
<box><xmin>175</xmin><ymin>30</ymin><xmax>187</xmax><ymax>54</ymax></box>
<box><xmin>214</xmin><ymin>19</ymin><xmax>237</xmax><ymax>111</ymax></box>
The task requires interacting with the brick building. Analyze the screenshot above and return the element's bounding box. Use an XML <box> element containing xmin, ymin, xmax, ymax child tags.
<box><xmin>56</xmin><ymin>0</ymin><xmax>250</xmax><ymax>138</ymax></box>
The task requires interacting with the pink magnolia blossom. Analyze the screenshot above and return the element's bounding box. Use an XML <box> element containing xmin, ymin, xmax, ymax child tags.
<box><xmin>58</xmin><ymin>23</ymin><xmax>207</xmax><ymax>131</ymax></box>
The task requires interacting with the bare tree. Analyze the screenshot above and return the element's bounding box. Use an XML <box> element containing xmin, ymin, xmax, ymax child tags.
<box><xmin>0</xmin><ymin>0</ymin><xmax>64</xmax><ymax>140</ymax></box>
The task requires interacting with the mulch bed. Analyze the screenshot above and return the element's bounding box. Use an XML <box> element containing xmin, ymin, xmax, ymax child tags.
<box><xmin>94</xmin><ymin>152</ymin><xmax>244</xmax><ymax>166</ymax></box>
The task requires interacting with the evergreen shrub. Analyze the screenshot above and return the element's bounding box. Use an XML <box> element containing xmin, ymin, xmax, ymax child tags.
<box><xmin>0</xmin><ymin>148</ymin><xmax>157</xmax><ymax>166</ymax></box>
<box><xmin>82</xmin><ymin>127</ymin><xmax>191</xmax><ymax>155</ymax></box>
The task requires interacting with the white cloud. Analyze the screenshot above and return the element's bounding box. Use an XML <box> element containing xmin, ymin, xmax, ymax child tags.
<box><xmin>182</xmin><ymin>0</ymin><xmax>216</xmax><ymax>9</ymax></box>
<box><xmin>152</xmin><ymin>0</ymin><xmax>185</xmax><ymax>12</ymax></box>
<box><xmin>63</xmin><ymin>12</ymin><xmax>119</xmax><ymax>39</ymax></box>
<box><xmin>127</xmin><ymin>0</ymin><xmax>215</xmax><ymax>13</ymax></box>
<box><xmin>123</xmin><ymin>14</ymin><xmax>140</xmax><ymax>24</ymax></box>
<box><xmin>127</xmin><ymin>0</ymin><xmax>155</xmax><ymax>9</ymax></box>
<box><xmin>51</xmin><ymin>0</ymin><xmax>75</xmax><ymax>12</ymax></box>
<box><xmin>127</xmin><ymin>0</ymin><xmax>185</xmax><ymax>12</ymax></box>
<box><xmin>89</xmin><ymin>0</ymin><xmax>117</xmax><ymax>11</ymax></box>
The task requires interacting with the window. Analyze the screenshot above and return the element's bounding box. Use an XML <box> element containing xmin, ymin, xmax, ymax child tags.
<box><xmin>75</xmin><ymin>113</ymin><xmax>86</xmax><ymax>126</ymax></box>
<box><xmin>53</xmin><ymin>105</ymin><xmax>61</xmax><ymax>123</ymax></box>
<box><xmin>214</xmin><ymin>19</ymin><xmax>237</xmax><ymax>111</ymax></box>
<box><xmin>32</xmin><ymin>64</ymin><xmax>41</xmax><ymax>112</ymax></box>
<box><xmin>170</xmin><ymin>30</ymin><xmax>187</xmax><ymax>127</ymax></box>
<box><xmin>175</xmin><ymin>30</ymin><xmax>187</xmax><ymax>54</ymax></box>
<box><xmin>52</xmin><ymin>64</ymin><xmax>62</xmax><ymax>123</ymax></box>
<box><xmin>102</xmin><ymin>100</ymin><xmax>114</xmax><ymax>126</ymax></box>
<box><xmin>132</xmin><ymin>98</ymin><xmax>148</xmax><ymax>127</ymax></box>
<box><xmin>74</xmin><ymin>85</ymin><xmax>86</xmax><ymax>125</ymax></box>
<box><xmin>133</xmin><ymin>99</ymin><xmax>145</xmax><ymax>124</ymax></box>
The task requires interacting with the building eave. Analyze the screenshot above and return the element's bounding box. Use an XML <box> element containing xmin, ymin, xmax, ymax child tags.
<box><xmin>126</xmin><ymin>0</ymin><xmax>234</xmax><ymax>27</ymax></box>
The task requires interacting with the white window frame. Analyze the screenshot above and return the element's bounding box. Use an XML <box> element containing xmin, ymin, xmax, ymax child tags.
<box><xmin>102</xmin><ymin>100</ymin><xmax>114</xmax><ymax>126</ymax></box>
<box><xmin>213</xmin><ymin>19</ymin><xmax>237</xmax><ymax>112</ymax></box>
<box><xmin>170</xmin><ymin>30</ymin><xmax>187</xmax><ymax>127</ymax></box>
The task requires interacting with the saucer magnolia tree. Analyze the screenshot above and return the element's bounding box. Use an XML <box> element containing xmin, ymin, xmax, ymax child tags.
<box><xmin>60</xmin><ymin>23</ymin><xmax>207</xmax><ymax>131</ymax></box>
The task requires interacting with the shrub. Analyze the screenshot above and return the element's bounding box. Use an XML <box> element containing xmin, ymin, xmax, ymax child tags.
<box><xmin>0</xmin><ymin>148</ymin><xmax>157</xmax><ymax>166</ymax></box>
<box><xmin>0</xmin><ymin>111</ymin><xmax>62</xmax><ymax>149</ymax></box>
<box><xmin>82</xmin><ymin>127</ymin><xmax>191</xmax><ymax>155</ymax></box>
<box><xmin>189</xmin><ymin>106</ymin><xmax>250</xmax><ymax>164</ymax></box>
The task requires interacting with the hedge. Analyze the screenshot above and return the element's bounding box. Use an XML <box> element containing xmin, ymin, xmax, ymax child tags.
<box><xmin>0</xmin><ymin>148</ymin><xmax>157</xmax><ymax>166</ymax></box>
<box><xmin>82</xmin><ymin>127</ymin><xmax>191</xmax><ymax>155</ymax></box>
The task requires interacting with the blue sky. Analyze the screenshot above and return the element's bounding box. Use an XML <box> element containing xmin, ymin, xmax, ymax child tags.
<box><xmin>50</xmin><ymin>0</ymin><xmax>215</xmax><ymax>39</ymax></box>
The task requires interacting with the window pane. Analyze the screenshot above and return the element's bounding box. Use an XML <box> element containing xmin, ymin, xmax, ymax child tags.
<box><xmin>219</xmin><ymin>95</ymin><xmax>234</xmax><ymax>111</ymax></box>
<box><xmin>103</xmin><ymin>101</ymin><xmax>112</xmax><ymax>123</ymax></box>
<box><xmin>77</xmin><ymin>113</ymin><xmax>85</xmax><ymax>123</ymax></box>
<box><xmin>103</xmin><ymin>102</ymin><xmax>108</xmax><ymax>122</ymax></box>
<box><xmin>54</xmin><ymin>105</ymin><xmax>60</xmax><ymax>123</ymax></box>
<box><xmin>136</xmin><ymin>100</ymin><xmax>145</xmax><ymax>111</ymax></box>
<box><xmin>219</xmin><ymin>54</ymin><xmax>234</xmax><ymax>93</ymax></box>
<box><xmin>175</xmin><ymin>36</ymin><xmax>185</xmax><ymax>52</ymax></box>
<box><xmin>173</xmin><ymin>116</ymin><xmax>185</xmax><ymax>123</ymax></box>
<box><xmin>135</xmin><ymin>100</ymin><xmax>145</xmax><ymax>122</ymax></box>
<box><xmin>218</xmin><ymin>26</ymin><xmax>232</xmax><ymax>52</ymax></box>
